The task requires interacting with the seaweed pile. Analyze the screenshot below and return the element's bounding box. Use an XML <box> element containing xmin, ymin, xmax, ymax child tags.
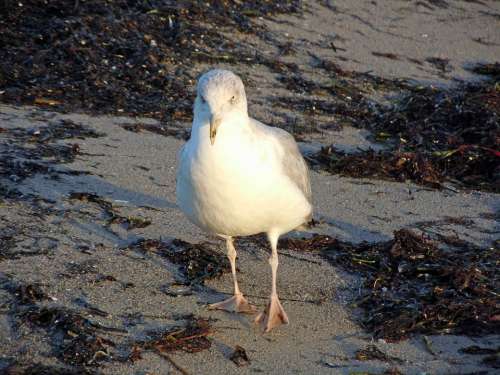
<box><xmin>0</xmin><ymin>119</ymin><xmax>104</xmax><ymax>186</ymax></box>
<box><xmin>0</xmin><ymin>0</ymin><xmax>301</xmax><ymax>120</ymax></box>
<box><xmin>0</xmin><ymin>277</ymin><xmax>116</xmax><ymax>371</ymax></box>
<box><xmin>124</xmin><ymin>238</ymin><xmax>230</xmax><ymax>285</ymax></box>
<box><xmin>1</xmin><ymin>277</ymin><xmax>213</xmax><ymax>373</ymax></box>
<box><xmin>130</xmin><ymin>315</ymin><xmax>212</xmax><ymax>360</ymax></box>
<box><xmin>308</xmin><ymin>64</ymin><xmax>500</xmax><ymax>192</ymax></box>
<box><xmin>281</xmin><ymin>229</ymin><xmax>499</xmax><ymax>341</ymax></box>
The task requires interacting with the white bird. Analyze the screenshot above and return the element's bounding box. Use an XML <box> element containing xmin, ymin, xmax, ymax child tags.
<box><xmin>176</xmin><ymin>69</ymin><xmax>312</xmax><ymax>332</ymax></box>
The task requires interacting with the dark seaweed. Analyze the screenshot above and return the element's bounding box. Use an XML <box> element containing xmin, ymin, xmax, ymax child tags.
<box><xmin>0</xmin><ymin>277</ymin><xmax>114</xmax><ymax>369</ymax></box>
<box><xmin>3</xmin><ymin>362</ymin><xmax>98</xmax><ymax>375</ymax></box>
<box><xmin>69</xmin><ymin>191</ymin><xmax>152</xmax><ymax>230</ymax></box>
<box><xmin>121</xmin><ymin>122</ymin><xmax>190</xmax><ymax>140</ymax></box>
<box><xmin>355</xmin><ymin>345</ymin><xmax>403</xmax><ymax>363</ymax></box>
<box><xmin>0</xmin><ymin>119</ymin><xmax>104</xmax><ymax>188</ymax></box>
<box><xmin>308</xmin><ymin>69</ymin><xmax>500</xmax><ymax>192</ymax></box>
<box><xmin>280</xmin><ymin>229</ymin><xmax>500</xmax><ymax>341</ymax></box>
<box><xmin>0</xmin><ymin>0</ymin><xmax>301</xmax><ymax>121</ymax></box>
<box><xmin>124</xmin><ymin>238</ymin><xmax>230</xmax><ymax>284</ymax></box>
<box><xmin>128</xmin><ymin>315</ymin><xmax>212</xmax><ymax>368</ymax></box>
<box><xmin>230</xmin><ymin>345</ymin><xmax>251</xmax><ymax>367</ymax></box>
<box><xmin>22</xmin><ymin>306</ymin><xmax>115</xmax><ymax>366</ymax></box>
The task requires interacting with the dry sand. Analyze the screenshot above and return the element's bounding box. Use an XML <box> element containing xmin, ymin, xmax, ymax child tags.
<box><xmin>1</xmin><ymin>1</ymin><xmax>499</xmax><ymax>374</ymax></box>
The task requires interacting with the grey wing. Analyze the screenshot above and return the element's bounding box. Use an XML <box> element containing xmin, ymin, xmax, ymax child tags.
<box><xmin>279</xmin><ymin>132</ymin><xmax>312</xmax><ymax>203</ymax></box>
<box><xmin>250</xmin><ymin>119</ymin><xmax>312</xmax><ymax>204</ymax></box>
<box><xmin>176</xmin><ymin>143</ymin><xmax>188</xmax><ymax>183</ymax></box>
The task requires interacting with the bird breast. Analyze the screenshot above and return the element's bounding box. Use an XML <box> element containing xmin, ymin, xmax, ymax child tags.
<box><xmin>176</xmin><ymin>119</ymin><xmax>310</xmax><ymax>237</ymax></box>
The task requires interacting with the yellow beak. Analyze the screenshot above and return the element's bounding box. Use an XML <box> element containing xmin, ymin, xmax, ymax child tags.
<box><xmin>209</xmin><ymin>115</ymin><xmax>222</xmax><ymax>145</ymax></box>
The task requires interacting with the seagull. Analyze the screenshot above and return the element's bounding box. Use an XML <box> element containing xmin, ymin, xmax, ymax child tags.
<box><xmin>176</xmin><ymin>69</ymin><xmax>312</xmax><ymax>332</ymax></box>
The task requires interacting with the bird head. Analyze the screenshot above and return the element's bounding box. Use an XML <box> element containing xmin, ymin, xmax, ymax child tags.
<box><xmin>194</xmin><ymin>69</ymin><xmax>248</xmax><ymax>145</ymax></box>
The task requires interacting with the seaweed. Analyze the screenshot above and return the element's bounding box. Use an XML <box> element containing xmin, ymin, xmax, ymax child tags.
<box><xmin>280</xmin><ymin>229</ymin><xmax>500</xmax><ymax>341</ymax></box>
<box><xmin>120</xmin><ymin>122</ymin><xmax>190</xmax><ymax>140</ymax></box>
<box><xmin>124</xmin><ymin>238</ymin><xmax>230</xmax><ymax>284</ymax></box>
<box><xmin>307</xmin><ymin>69</ymin><xmax>500</xmax><ymax>192</ymax></box>
<box><xmin>3</xmin><ymin>362</ymin><xmax>98</xmax><ymax>375</ymax></box>
<box><xmin>69</xmin><ymin>191</ymin><xmax>152</xmax><ymax>230</ymax></box>
<box><xmin>0</xmin><ymin>119</ymin><xmax>104</xmax><ymax>187</ymax></box>
<box><xmin>0</xmin><ymin>277</ymin><xmax>115</xmax><ymax>369</ymax></box>
<box><xmin>354</xmin><ymin>345</ymin><xmax>403</xmax><ymax>364</ymax></box>
<box><xmin>128</xmin><ymin>315</ymin><xmax>212</xmax><ymax>373</ymax></box>
<box><xmin>230</xmin><ymin>345</ymin><xmax>250</xmax><ymax>367</ymax></box>
<box><xmin>22</xmin><ymin>306</ymin><xmax>115</xmax><ymax>366</ymax></box>
<box><xmin>142</xmin><ymin>316</ymin><xmax>212</xmax><ymax>354</ymax></box>
<box><xmin>0</xmin><ymin>0</ymin><xmax>302</xmax><ymax>121</ymax></box>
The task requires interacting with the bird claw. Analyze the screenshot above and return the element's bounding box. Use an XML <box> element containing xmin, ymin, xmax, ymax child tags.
<box><xmin>255</xmin><ymin>295</ymin><xmax>289</xmax><ymax>332</ymax></box>
<box><xmin>208</xmin><ymin>293</ymin><xmax>256</xmax><ymax>314</ymax></box>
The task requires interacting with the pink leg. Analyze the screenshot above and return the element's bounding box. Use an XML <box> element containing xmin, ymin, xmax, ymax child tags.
<box><xmin>255</xmin><ymin>231</ymin><xmax>289</xmax><ymax>332</ymax></box>
<box><xmin>209</xmin><ymin>237</ymin><xmax>256</xmax><ymax>314</ymax></box>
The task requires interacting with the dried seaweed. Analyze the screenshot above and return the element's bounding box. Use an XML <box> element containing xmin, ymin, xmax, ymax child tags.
<box><xmin>469</xmin><ymin>62</ymin><xmax>500</xmax><ymax>80</ymax></box>
<box><xmin>124</xmin><ymin>238</ymin><xmax>230</xmax><ymax>284</ymax></box>
<box><xmin>1</xmin><ymin>277</ymin><xmax>115</xmax><ymax>369</ymax></box>
<box><xmin>230</xmin><ymin>345</ymin><xmax>250</xmax><ymax>367</ymax></box>
<box><xmin>0</xmin><ymin>120</ymin><xmax>103</xmax><ymax>187</ymax></box>
<box><xmin>355</xmin><ymin>345</ymin><xmax>403</xmax><ymax>364</ymax></box>
<box><xmin>144</xmin><ymin>316</ymin><xmax>212</xmax><ymax>353</ymax></box>
<box><xmin>0</xmin><ymin>0</ymin><xmax>301</xmax><ymax>121</ymax></box>
<box><xmin>3</xmin><ymin>362</ymin><xmax>98</xmax><ymax>375</ymax></box>
<box><xmin>69</xmin><ymin>192</ymin><xmax>151</xmax><ymax>230</ymax></box>
<box><xmin>121</xmin><ymin>122</ymin><xmax>190</xmax><ymax>140</ymax></box>
<box><xmin>482</xmin><ymin>354</ymin><xmax>500</xmax><ymax>369</ymax></box>
<box><xmin>460</xmin><ymin>346</ymin><xmax>500</xmax><ymax>355</ymax></box>
<box><xmin>308</xmin><ymin>70</ymin><xmax>500</xmax><ymax>192</ymax></box>
<box><xmin>281</xmin><ymin>229</ymin><xmax>500</xmax><ymax>341</ymax></box>
<box><xmin>22</xmin><ymin>306</ymin><xmax>115</xmax><ymax>366</ymax></box>
<box><xmin>129</xmin><ymin>315</ymin><xmax>212</xmax><ymax>364</ymax></box>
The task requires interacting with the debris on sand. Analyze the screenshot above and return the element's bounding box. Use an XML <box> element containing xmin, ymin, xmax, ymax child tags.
<box><xmin>230</xmin><ymin>345</ymin><xmax>251</xmax><ymax>367</ymax></box>
<box><xmin>14</xmin><ymin>283</ymin><xmax>48</xmax><ymax>305</ymax></box>
<box><xmin>281</xmin><ymin>229</ymin><xmax>500</xmax><ymax>341</ymax></box>
<box><xmin>308</xmin><ymin>147</ymin><xmax>443</xmax><ymax>188</ymax></box>
<box><xmin>107</xmin><ymin>214</ymin><xmax>152</xmax><ymax>230</ymax></box>
<box><xmin>460</xmin><ymin>346</ymin><xmax>500</xmax><ymax>369</ymax></box>
<box><xmin>460</xmin><ymin>346</ymin><xmax>500</xmax><ymax>355</ymax></box>
<box><xmin>69</xmin><ymin>192</ymin><xmax>151</xmax><ymax>230</ymax></box>
<box><xmin>2</xmin><ymin>277</ymin><xmax>116</xmax><ymax>369</ymax></box>
<box><xmin>129</xmin><ymin>315</ymin><xmax>212</xmax><ymax>374</ymax></box>
<box><xmin>121</xmin><ymin>122</ymin><xmax>190</xmax><ymax>140</ymax></box>
<box><xmin>3</xmin><ymin>362</ymin><xmax>97</xmax><ymax>375</ymax></box>
<box><xmin>354</xmin><ymin>345</ymin><xmax>403</xmax><ymax>364</ymax></box>
<box><xmin>143</xmin><ymin>316</ymin><xmax>212</xmax><ymax>354</ymax></box>
<box><xmin>0</xmin><ymin>225</ymin><xmax>20</xmax><ymax>260</ymax></box>
<box><xmin>124</xmin><ymin>238</ymin><xmax>230</xmax><ymax>285</ymax></box>
<box><xmin>308</xmin><ymin>63</ymin><xmax>500</xmax><ymax>192</ymax></box>
<box><xmin>0</xmin><ymin>119</ymin><xmax>104</xmax><ymax>187</ymax></box>
<box><xmin>22</xmin><ymin>306</ymin><xmax>115</xmax><ymax>366</ymax></box>
<box><xmin>0</xmin><ymin>0</ymin><xmax>301</xmax><ymax>121</ymax></box>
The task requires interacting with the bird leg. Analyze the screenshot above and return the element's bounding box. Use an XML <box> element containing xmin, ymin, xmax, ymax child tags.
<box><xmin>209</xmin><ymin>237</ymin><xmax>256</xmax><ymax>313</ymax></box>
<box><xmin>255</xmin><ymin>232</ymin><xmax>289</xmax><ymax>332</ymax></box>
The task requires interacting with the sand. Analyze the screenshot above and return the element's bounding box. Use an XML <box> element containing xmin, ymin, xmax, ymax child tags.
<box><xmin>1</xmin><ymin>1</ymin><xmax>499</xmax><ymax>374</ymax></box>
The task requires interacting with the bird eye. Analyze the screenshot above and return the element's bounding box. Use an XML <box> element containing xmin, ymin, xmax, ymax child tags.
<box><xmin>200</xmin><ymin>96</ymin><xmax>206</xmax><ymax>103</ymax></box>
<box><xmin>230</xmin><ymin>95</ymin><xmax>236</xmax><ymax>104</ymax></box>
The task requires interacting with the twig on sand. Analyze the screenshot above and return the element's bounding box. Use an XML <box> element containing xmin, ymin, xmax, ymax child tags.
<box><xmin>156</xmin><ymin>351</ymin><xmax>191</xmax><ymax>375</ymax></box>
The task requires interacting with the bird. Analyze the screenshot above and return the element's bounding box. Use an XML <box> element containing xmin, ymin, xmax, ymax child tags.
<box><xmin>176</xmin><ymin>69</ymin><xmax>312</xmax><ymax>332</ymax></box>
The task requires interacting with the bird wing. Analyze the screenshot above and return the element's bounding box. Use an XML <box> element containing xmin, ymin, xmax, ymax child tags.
<box><xmin>249</xmin><ymin>118</ymin><xmax>312</xmax><ymax>204</ymax></box>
